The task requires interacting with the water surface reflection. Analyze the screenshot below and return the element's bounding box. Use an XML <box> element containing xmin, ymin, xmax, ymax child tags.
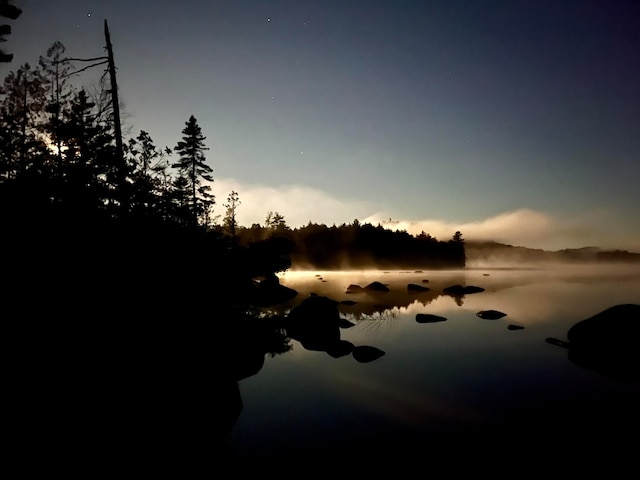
<box><xmin>225</xmin><ymin>265</ymin><xmax>640</xmax><ymax>466</ymax></box>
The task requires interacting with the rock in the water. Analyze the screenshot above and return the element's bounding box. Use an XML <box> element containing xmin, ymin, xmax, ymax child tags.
<box><xmin>408</xmin><ymin>283</ymin><xmax>430</xmax><ymax>292</ymax></box>
<box><xmin>346</xmin><ymin>284</ymin><xmax>364</xmax><ymax>293</ymax></box>
<box><xmin>444</xmin><ymin>285</ymin><xmax>485</xmax><ymax>295</ymax></box>
<box><xmin>352</xmin><ymin>345</ymin><xmax>385</xmax><ymax>363</ymax></box>
<box><xmin>416</xmin><ymin>313</ymin><xmax>447</xmax><ymax>323</ymax></box>
<box><xmin>338</xmin><ymin>318</ymin><xmax>355</xmax><ymax>328</ymax></box>
<box><xmin>545</xmin><ymin>304</ymin><xmax>640</xmax><ymax>381</ymax></box>
<box><xmin>250</xmin><ymin>279</ymin><xmax>298</xmax><ymax>307</ymax></box>
<box><xmin>365</xmin><ymin>281</ymin><xmax>390</xmax><ymax>292</ymax></box>
<box><xmin>476</xmin><ymin>309</ymin><xmax>507</xmax><ymax>320</ymax></box>
<box><xmin>326</xmin><ymin>340</ymin><xmax>355</xmax><ymax>358</ymax></box>
<box><xmin>507</xmin><ymin>324</ymin><xmax>524</xmax><ymax>330</ymax></box>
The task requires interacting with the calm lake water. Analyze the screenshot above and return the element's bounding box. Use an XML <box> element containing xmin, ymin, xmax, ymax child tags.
<box><xmin>226</xmin><ymin>264</ymin><xmax>640</xmax><ymax>467</ymax></box>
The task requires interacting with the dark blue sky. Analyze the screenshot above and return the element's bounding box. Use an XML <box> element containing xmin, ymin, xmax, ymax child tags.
<box><xmin>4</xmin><ymin>1</ymin><xmax>640</xmax><ymax>249</ymax></box>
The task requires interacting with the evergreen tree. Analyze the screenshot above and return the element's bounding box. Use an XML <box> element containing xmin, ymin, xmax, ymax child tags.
<box><xmin>265</xmin><ymin>211</ymin><xmax>287</xmax><ymax>231</ymax></box>
<box><xmin>58</xmin><ymin>88</ymin><xmax>116</xmax><ymax>211</ymax></box>
<box><xmin>126</xmin><ymin>131</ymin><xmax>175</xmax><ymax>220</ymax></box>
<box><xmin>172</xmin><ymin>115</ymin><xmax>214</xmax><ymax>228</ymax></box>
<box><xmin>171</xmin><ymin>174</ymin><xmax>192</xmax><ymax>226</ymax></box>
<box><xmin>223</xmin><ymin>190</ymin><xmax>240</xmax><ymax>238</ymax></box>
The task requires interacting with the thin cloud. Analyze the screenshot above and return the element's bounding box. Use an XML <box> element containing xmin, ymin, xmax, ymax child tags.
<box><xmin>367</xmin><ymin>208</ymin><xmax>640</xmax><ymax>252</ymax></box>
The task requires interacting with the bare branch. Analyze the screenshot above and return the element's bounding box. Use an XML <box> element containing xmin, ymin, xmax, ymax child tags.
<box><xmin>65</xmin><ymin>60</ymin><xmax>109</xmax><ymax>77</ymax></box>
<box><xmin>58</xmin><ymin>56</ymin><xmax>108</xmax><ymax>63</ymax></box>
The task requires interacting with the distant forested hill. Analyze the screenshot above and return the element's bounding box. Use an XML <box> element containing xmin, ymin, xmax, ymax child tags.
<box><xmin>465</xmin><ymin>241</ymin><xmax>640</xmax><ymax>266</ymax></box>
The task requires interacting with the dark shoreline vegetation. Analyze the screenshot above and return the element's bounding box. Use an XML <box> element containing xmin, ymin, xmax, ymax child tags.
<box><xmin>1</xmin><ymin>33</ymin><xmax>467</xmax><ymax>470</ymax></box>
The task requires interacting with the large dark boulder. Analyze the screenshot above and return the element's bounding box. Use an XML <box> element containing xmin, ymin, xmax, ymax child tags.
<box><xmin>352</xmin><ymin>345</ymin><xmax>385</xmax><ymax>363</ymax></box>
<box><xmin>249</xmin><ymin>274</ymin><xmax>298</xmax><ymax>307</ymax></box>
<box><xmin>443</xmin><ymin>285</ymin><xmax>485</xmax><ymax>295</ymax></box>
<box><xmin>365</xmin><ymin>281</ymin><xmax>390</xmax><ymax>292</ymax></box>
<box><xmin>285</xmin><ymin>296</ymin><xmax>342</xmax><ymax>351</ymax></box>
<box><xmin>546</xmin><ymin>304</ymin><xmax>640</xmax><ymax>381</ymax></box>
<box><xmin>346</xmin><ymin>284</ymin><xmax>364</xmax><ymax>293</ymax></box>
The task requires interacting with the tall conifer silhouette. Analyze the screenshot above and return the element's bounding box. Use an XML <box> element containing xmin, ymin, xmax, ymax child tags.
<box><xmin>172</xmin><ymin>115</ymin><xmax>214</xmax><ymax>228</ymax></box>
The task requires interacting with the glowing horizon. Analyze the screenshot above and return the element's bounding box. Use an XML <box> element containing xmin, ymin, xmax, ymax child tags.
<box><xmin>212</xmin><ymin>178</ymin><xmax>640</xmax><ymax>253</ymax></box>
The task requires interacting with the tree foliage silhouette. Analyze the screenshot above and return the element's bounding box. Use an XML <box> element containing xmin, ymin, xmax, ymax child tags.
<box><xmin>237</xmin><ymin>220</ymin><xmax>467</xmax><ymax>269</ymax></box>
<box><xmin>0</xmin><ymin>63</ymin><xmax>47</xmax><ymax>174</ymax></box>
<box><xmin>39</xmin><ymin>41</ymin><xmax>74</xmax><ymax>162</ymax></box>
<box><xmin>265</xmin><ymin>211</ymin><xmax>287</xmax><ymax>231</ymax></box>
<box><xmin>223</xmin><ymin>190</ymin><xmax>240</xmax><ymax>238</ymax></box>
<box><xmin>172</xmin><ymin>115</ymin><xmax>214</xmax><ymax>228</ymax></box>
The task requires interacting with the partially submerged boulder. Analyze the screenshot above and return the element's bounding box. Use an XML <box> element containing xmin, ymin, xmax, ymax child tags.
<box><xmin>346</xmin><ymin>284</ymin><xmax>364</xmax><ymax>294</ymax></box>
<box><xmin>476</xmin><ymin>310</ymin><xmax>507</xmax><ymax>320</ymax></box>
<box><xmin>365</xmin><ymin>281</ymin><xmax>390</xmax><ymax>292</ymax></box>
<box><xmin>545</xmin><ymin>303</ymin><xmax>640</xmax><ymax>381</ymax></box>
<box><xmin>338</xmin><ymin>318</ymin><xmax>356</xmax><ymax>328</ymax></box>
<box><xmin>285</xmin><ymin>296</ymin><xmax>342</xmax><ymax>351</ymax></box>
<box><xmin>326</xmin><ymin>340</ymin><xmax>355</xmax><ymax>358</ymax></box>
<box><xmin>408</xmin><ymin>283</ymin><xmax>430</xmax><ymax>292</ymax></box>
<box><xmin>249</xmin><ymin>274</ymin><xmax>298</xmax><ymax>307</ymax></box>
<box><xmin>285</xmin><ymin>295</ymin><xmax>386</xmax><ymax>363</ymax></box>
<box><xmin>352</xmin><ymin>345</ymin><xmax>385</xmax><ymax>363</ymax></box>
<box><xmin>416</xmin><ymin>313</ymin><xmax>447</xmax><ymax>323</ymax></box>
<box><xmin>443</xmin><ymin>285</ymin><xmax>485</xmax><ymax>295</ymax></box>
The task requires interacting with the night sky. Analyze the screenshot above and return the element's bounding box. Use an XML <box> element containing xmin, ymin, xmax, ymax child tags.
<box><xmin>4</xmin><ymin>1</ymin><xmax>640</xmax><ymax>250</ymax></box>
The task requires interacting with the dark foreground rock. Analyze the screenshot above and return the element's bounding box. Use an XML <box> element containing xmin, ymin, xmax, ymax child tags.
<box><xmin>545</xmin><ymin>303</ymin><xmax>640</xmax><ymax>381</ymax></box>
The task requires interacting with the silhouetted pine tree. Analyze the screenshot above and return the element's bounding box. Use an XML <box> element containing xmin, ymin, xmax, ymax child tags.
<box><xmin>172</xmin><ymin>115</ymin><xmax>214</xmax><ymax>228</ymax></box>
<box><xmin>127</xmin><ymin>130</ymin><xmax>173</xmax><ymax>219</ymax></box>
<box><xmin>57</xmin><ymin>88</ymin><xmax>117</xmax><ymax>212</ymax></box>
<box><xmin>171</xmin><ymin>173</ymin><xmax>192</xmax><ymax>226</ymax></box>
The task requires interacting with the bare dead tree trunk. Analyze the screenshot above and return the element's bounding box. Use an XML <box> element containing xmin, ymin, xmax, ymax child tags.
<box><xmin>104</xmin><ymin>19</ymin><xmax>127</xmax><ymax>213</ymax></box>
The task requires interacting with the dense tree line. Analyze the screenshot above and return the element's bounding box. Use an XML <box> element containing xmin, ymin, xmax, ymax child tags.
<box><xmin>236</xmin><ymin>219</ymin><xmax>466</xmax><ymax>270</ymax></box>
<box><xmin>290</xmin><ymin>222</ymin><xmax>465</xmax><ymax>269</ymax></box>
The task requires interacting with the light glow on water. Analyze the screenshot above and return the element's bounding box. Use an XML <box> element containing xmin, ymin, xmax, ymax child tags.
<box><xmin>232</xmin><ymin>264</ymin><xmax>640</xmax><ymax>460</ymax></box>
